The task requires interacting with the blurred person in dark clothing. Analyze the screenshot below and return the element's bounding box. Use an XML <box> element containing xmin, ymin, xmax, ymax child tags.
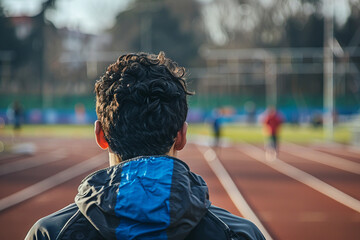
<box><xmin>212</xmin><ymin>109</ymin><xmax>223</xmax><ymax>148</ymax></box>
<box><xmin>8</xmin><ymin>101</ymin><xmax>23</xmax><ymax>130</ymax></box>
<box><xmin>244</xmin><ymin>101</ymin><xmax>256</xmax><ymax>125</ymax></box>
<box><xmin>6</xmin><ymin>101</ymin><xmax>23</xmax><ymax>141</ymax></box>
<box><xmin>26</xmin><ymin>52</ymin><xmax>265</xmax><ymax>240</ymax></box>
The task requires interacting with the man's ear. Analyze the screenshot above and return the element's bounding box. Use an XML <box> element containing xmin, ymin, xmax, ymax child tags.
<box><xmin>94</xmin><ymin>120</ymin><xmax>109</xmax><ymax>150</ymax></box>
<box><xmin>174</xmin><ymin>122</ymin><xmax>188</xmax><ymax>151</ymax></box>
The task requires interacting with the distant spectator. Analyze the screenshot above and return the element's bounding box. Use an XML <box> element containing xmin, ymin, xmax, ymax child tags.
<box><xmin>244</xmin><ymin>101</ymin><xmax>256</xmax><ymax>124</ymax></box>
<box><xmin>311</xmin><ymin>113</ymin><xmax>322</xmax><ymax>128</ymax></box>
<box><xmin>7</xmin><ymin>101</ymin><xmax>23</xmax><ymax>130</ymax></box>
<box><xmin>263</xmin><ymin>106</ymin><xmax>283</xmax><ymax>161</ymax></box>
<box><xmin>212</xmin><ymin>109</ymin><xmax>223</xmax><ymax>148</ymax></box>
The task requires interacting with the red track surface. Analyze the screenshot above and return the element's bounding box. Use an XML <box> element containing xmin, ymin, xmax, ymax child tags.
<box><xmin>0</xmin><ymin>137</ymin><xmax>359</xmax><ymax>239</ymax></box>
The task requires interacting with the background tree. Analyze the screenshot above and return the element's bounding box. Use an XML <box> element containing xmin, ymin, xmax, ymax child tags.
<box><xmin>201</xmin><ymin>0</ymin><xmax>360</xmax><ymax>48</ymax></box>
<box><xmin>0</xmin><ymin>3</ymin><xmax>19</xmax><ymax>53</ymax></box>
<box><xmin>108</xmin><ymin>0</ymin><xmax>205</xmax><ymax>67</ymax></box>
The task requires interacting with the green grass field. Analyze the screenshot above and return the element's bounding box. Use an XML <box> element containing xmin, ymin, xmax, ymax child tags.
<box><xmin>0</xmin><ymin>123</ymin><xmax>353</xmax><ymax>144</ymax></box>
<box><xmin>187</xmin><ymin>123</ymin><xmax>351</xmax><ymax>144</ymax></box>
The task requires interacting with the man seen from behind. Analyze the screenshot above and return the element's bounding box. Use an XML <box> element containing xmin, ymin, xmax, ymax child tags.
<box><xmin>26</xmin><ymin>52</ymin><xmax>265</xmax><ymax>240</ymax></box>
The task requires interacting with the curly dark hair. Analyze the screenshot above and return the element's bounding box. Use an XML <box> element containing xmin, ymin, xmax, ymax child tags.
<box><xmin>95</xmin><ymin>52</ymin><xmax>193</xmax><ymax>160</ymax></box>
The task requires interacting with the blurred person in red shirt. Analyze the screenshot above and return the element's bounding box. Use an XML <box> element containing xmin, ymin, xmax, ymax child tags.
<box><xmin>263</xmin><ymin>106</ymin><xmax>283</xmax><ymax>161</ymax></box>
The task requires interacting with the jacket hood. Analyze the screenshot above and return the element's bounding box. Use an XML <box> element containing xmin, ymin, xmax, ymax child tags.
<box><xmin>75</xmin><ymin>156</ymin><xmax>211</xmax><ymax>240</ymax></box>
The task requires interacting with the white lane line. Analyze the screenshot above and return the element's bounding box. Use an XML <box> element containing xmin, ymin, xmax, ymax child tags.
<box><xmin>0</xmin><ymin>150</ymin><xmax>67</xmax><ymax>176</ymax></box>
<box><xmin>196</xmin><ymin>145</ymin><xmax>273</xmax><ymax>240</ymax></box>
<box><xmin>319</xmin><ymin>141</ymin><xmax>360</xmax><ymax>155</ymax></box>
<box><xmin>0</xmin><ymin>153</ymin><xmax>21</xmax><ymax>162</ymax></box>
<box><xmin>347</xmin><ymin>146</ymin><xmax>360</xmax><ymax>155</ymax></box>
<box><xmin>0</xmin><ymin>152</ymin><xmax>106</xmax><ymax>212</ymax></box>
<box><xmin>282</xmin><ymin>142</ymin><xmax>360</xmax><ymax>174</ymax></box>
<box><xmin>311</xmin><ymin>145</ymin><xmax>360</xmax><ymax>159</ymax></box>
<box><xmin>238</xmin><ymin>143</ymin><xmax>360</xmax><ymax>213</ymax></box>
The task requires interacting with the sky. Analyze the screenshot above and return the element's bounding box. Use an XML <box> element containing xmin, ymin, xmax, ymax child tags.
<box><xmin>1</xmin><ymin>0</ymin><xmax>354</xmax><ymax>38</ymax></box>
<box><xmin>1</xmin><ymin>0</ymin><xmax>130</xmax><ymax>34</ymax></box>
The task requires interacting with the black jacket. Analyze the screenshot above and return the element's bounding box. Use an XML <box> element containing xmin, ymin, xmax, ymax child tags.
<box><xmin>26</xmin><ymin>156</ymin><xmax>265</xmax><ymax>240</ymax></box>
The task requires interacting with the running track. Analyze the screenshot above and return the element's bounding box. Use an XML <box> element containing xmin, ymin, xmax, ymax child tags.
<box><xmin>0</xmin><ymin>136</ymin><xmax>359</xmax><ymax>239</ymax></box>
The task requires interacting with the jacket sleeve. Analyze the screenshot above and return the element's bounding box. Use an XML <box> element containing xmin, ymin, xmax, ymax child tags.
<box><xmin>209</xmin><ymin>205</ymin><xmax>266</xmax><ymax>240</ymax></box>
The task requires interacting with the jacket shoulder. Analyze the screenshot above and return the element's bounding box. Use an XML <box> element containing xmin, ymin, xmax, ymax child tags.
<box><xmin>25</xmin><ymin>204</ymin><xmax>79</xmax><ymax>240</ymax></box>
<box><xmin>56</xmin><ymin>209</ymin><xmax>105</xmax><ymax>240</ymax></box>
<box><xmin>25</xmin><ymin>203</ymin><xmax>105</xmax><ymax>240</ymax></box>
